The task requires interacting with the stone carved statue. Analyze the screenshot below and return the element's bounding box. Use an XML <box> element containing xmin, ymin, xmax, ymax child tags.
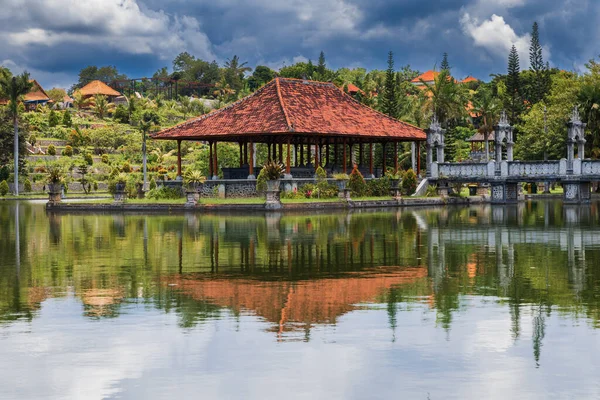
<box><xmin>567</xmin><ymin>106</ymin><xmax>586</xmax><ymax>163</ymax></box>
<box><xmin>494</xmin><ymin>111</ymin><xmax>514</xmax><ymax>163</ymax></box>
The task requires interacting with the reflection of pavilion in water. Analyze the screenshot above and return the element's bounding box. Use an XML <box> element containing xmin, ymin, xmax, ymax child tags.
<box><xmin>164</xmin><ymin>267</ymin><xmax>427</xmax><ymax>339</ymax></box>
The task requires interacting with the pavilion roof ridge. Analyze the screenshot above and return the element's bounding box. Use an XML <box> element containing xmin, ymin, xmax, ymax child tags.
<box><xmin>275</xmin><ymin>77</ymin><xmax>294</xmax><ymax>132</ymax></box>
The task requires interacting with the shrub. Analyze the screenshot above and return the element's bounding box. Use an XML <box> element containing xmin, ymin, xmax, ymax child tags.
<box><xmin>146</xmin><ymin>186</ymin><xmax>182</xmax><ymax>200</ymax></box>
<box><xmin>93</xmin><ymin>181</ymin><xmax>98</xmax><ymax>192</ymax></box>
<box><xmin>348</xmin><ymin>165</ymin><xmax>366</xmax><ymax>196</ymax></box>
<box><xmin>314</xmin><ymin>182</ymin><xmax>338</xmax><ymax>198</ymax></box>
<box><xmin>24</xmin><ymin>179</ymin><xmax>32</xmax><ymax>192</ymax></box>
<box><xmin>113</xmin><ymin>104</ymin><xmax>130</xmax><ymax>124</ymax></box>
<box><xmin>0</xmin><ymin>180</ymin><xmax>9</xmax><ymax>196</ymax></box>
<box><xmin>366</xmin><ymin>177</ymin><xmax>391</xmax><ymax>197</ymax></box>
<box><xmin>62</xmin><ymin>111</ymin><xmax>72</xmax><ymax>127</ymax></box>
<box><xmin>63</xmin><ymin>145</ymin><xmax>73</xmax><ymax>157</ymax></box>
<box><xmin>83</xmin><ymin>152</ymin><xmax>94</xmax><ymax>166</ymax></box>
<box><xmin>402</xmin><ymin>168</ymin><xmax>417</xmax><ymax>196</ymax></box>
<box><xmin>48</xmin><ymin>110</ymin><xmax>61</xmax><ymax>127</ymax></box>
<box><xmin>122</xmin><ymin>161</ymin><xmax>132</xmax><ymax>173</ymax></box>
<box><xmin>101</xmin><ymin>154</ymin><xmax>109</xmax><ymax>164</ymax></box>
<box><xmin>256</xmin><ymin>168</ymin><xmax>268</xmax><ymax>192</ymax></box>
<box><xmin>0</xmin><ymin>166</ymin><xmax>9</xmax><ymax>182</ymax></box>
<box><xmin>315</xmin><ymin>166</ymin><xmax>327</xmax><ymax>182</ymax></box>
<box><xmin>47</xmin><ymin>144</ymin><xmax>56</xmax><ymax>156</ymax></box>
<box><xmin>299</xmin><ymin>183</ymin><xmax>316</xmax><ymax>198</ymax></box>
<box><xmin>425</xmin><ymin>184</ymin><xmax>438</xmax><ymax>197</ymax></box>
<box><xmin>29</xmin><ymin>134</ymin><xmax>37</xmax><ymax>146</ymax></box>
<box><xmin>149</xmin><ymin>177</ymin><xmax>157</xmax><ymax>190</ymax></box>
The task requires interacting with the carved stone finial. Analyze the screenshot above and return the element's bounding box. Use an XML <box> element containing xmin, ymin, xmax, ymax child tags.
<box><xmin>498</xmin><ymin>110</ymin><xmax>510</xmax><ymax>126</ymax></box>
<box><xmin>570</xmin><ymin>106</ymin><xmax>581</xmax><ymax>124</ymax></box>
<box><xmin>430</xmin><ymin>114</ymin><xmax>441</xmax><ymax>131</ymax></box>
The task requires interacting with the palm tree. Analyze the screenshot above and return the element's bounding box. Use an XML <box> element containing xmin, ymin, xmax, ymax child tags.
<box><xmin>91</xmin><ymin>94</ymin><xmax>114</xmax><ymax>119</ymax></box>
<box><xmin>225</xmin><ymin>55</ymin><xmax>251</xmax><ymax>76</ymax></box>
<box><xmin>472</xmin><ymin>86</ymin><xmax>501</xmax><ymax>161</ymax></box>
<box><xmin>213</xmin><ymin>77</ymin><xmax>235</xmax><ymax>101</ymax></box>
<box><xmin>72</xmin><ymin>90</ymin><xmax>91</xmax><ymax>110</ymax></box>
<box><xmin>140</xmin><ymin>110</ymin><xmax>161</xmax><ymax>190</ymax></box>
<box><xmin>420</xmin><ymin>69</ymin><xmax>468</xmax><ymax>126</ymax></box>
<box><xmin>0</xmin><ymin>72</ymin><xmax>33</xmax><ymax>196</ymax></box>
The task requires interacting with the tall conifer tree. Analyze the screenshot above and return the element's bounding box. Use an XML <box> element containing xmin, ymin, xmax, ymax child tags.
<box><xmin>440</xmin><ymin>53</ymin><xmax>450</xmax><ymax>71</ymax></box>
<box><xmin>317</xmin><ymin>51</ymin><xmax>326</xmax><ymax>76</ymax></box>
<box><xmin>529</xmin><ymin>22</ymin><xmax>546</xmax><ymax>103</ymax></box>
<box><xmin>507</xmin><ymin>45</ymin><xmax>522</xmax><ymax>121</ymax></box>
<box><xmin>383</xmin><ymin>51</ymin><xmax>398</xmax><ymax>118</ymax></box>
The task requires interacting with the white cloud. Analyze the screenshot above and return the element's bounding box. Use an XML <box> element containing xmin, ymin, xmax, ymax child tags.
<box><xmin>460</xmin><ymin>13</ymin><xmax>545</xmax><ymax>69</ymax></box>
<box><xmin>0</xmin><ymin>0</ymin><xmax>215</xmax><ymax>61</ymax></box>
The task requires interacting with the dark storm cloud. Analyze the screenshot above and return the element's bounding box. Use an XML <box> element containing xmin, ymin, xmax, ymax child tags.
<box><xmin>0</xmin><ymin>0</ymin><xmax>597</xmax><ymax>89</ymax></box>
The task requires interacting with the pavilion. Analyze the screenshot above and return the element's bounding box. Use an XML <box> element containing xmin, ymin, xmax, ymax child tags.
<box><xmin>76</xmin><ymin>80</ymin><xmax>122</xmax><ymax>102</ymax></box>
<box><xmin>152</xmin><ymin>77</ymin><xmax>426</xmax><ymax>180</ymax></box>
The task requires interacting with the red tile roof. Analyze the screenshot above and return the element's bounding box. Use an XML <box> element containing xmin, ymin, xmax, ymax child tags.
<box><xmin>153</xmin><ymin>78</ymin><xmax>425</xmax><ymax>141</ymax></box>
<box><xmin>461</xmin><ymin>76</ymin><xmax>478</xmax><ymax>84</ymax></box>
<box><xmin>411</xmin><ymin>70</ymin><xmax>439</xmax><ymax>83</ymax></box>
<box><xmin>345</xmin><ymin>83</ymin><xmax>364</xmax><ymax>95</ymax></box>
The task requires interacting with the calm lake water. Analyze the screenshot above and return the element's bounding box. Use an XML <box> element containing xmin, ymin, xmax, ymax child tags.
<box><xmin>1</xmin><ymin>201</ymin><xmax>600</xmax><ymax>399</ymax></box>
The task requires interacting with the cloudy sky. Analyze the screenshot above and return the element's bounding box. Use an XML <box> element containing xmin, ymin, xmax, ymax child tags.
<box><xmin>0</xmin><ymin>0</ymin><xmax>596</xmax><ymax>89</ymax></box>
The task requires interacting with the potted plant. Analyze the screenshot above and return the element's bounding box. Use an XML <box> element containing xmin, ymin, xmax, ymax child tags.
<box><xmin>183</xmin><ymin>170</ymin><xmax>206</xmax><ymax>206</ymax></box>
<box><xmin>46</xmin><ymin>163</ymin><xmax>64</xmax><ymax>205</ymax></box>
<box><xmin>333</xmin><ymin>173</ymin><xmax>350</xmax><ymax>200</ymax></box>
<box><xmin>113</xmin><ymin>173</ymin><xmax>128</xmax><ymax>203</ymax></box>
<box><xmin>262</xmin><ymin>160</ymin><xmax>284</xmax><ymax>192</ymax></box>
<box><xmin>386</xmin><ymin>170</ymin><xmax>402</xmax><ymax>199</ymax></box>
<box><xmin>262</xmin><ymin>160</ymin><xmax>284</xmax><ymax>209</ymax></box>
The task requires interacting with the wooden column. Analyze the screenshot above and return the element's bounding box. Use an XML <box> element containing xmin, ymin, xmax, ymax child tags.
<box><xmin>213</xmin><ymin>142</ymin><xmax>218</xmax><ymax>178</ymax></box>
<box><xmin>278</xmin><ymin>143</ymin><xmax>283</xmax><ymax>164</ymax></box>
<box><xmin>326</xmin><ymin>143</ymin><xmax>330</xmax><ymax>167</ymax></box>
<box><xmin>394</xmin><ymin>142</ymin><xmax>399</xmax><ymax>173</ymax></box>
<box><xmin>294</xmin><ymin>144</ymin><xmax>299</xmax><ymax>167</ymax></box>
<box><xmin>343</xmin><ymin>139</ymin><xmax>347</xmax><ymax>174</ymax></box>
<box><xmin>208</xmin><ymin>141</ymin><xmax>213</xmax><ymax>177</ymax></box>
<box><xmin>177</xmin><ymin>140</ymin><xmax>182</xmax><ymax>178</ymax></box>
<box><xmin>286</xmin><ymin>137</ymin><xmax>291</xmax><ymax>175</ymax></box>
<box><xmin>369</xmin><ymin>143</ymin><xmax>374</xmax><ymax>177</ymax></box>
<box><xmin>315</xmin><ymin>141</ymin><xmax>320</xmax><ymax>169</ymax></box>
<box><xmin>382</xmin><ymin>142</ymin><xmax>387</xmax><ymax>174</ymax></box>
<box><xmin>307</xmin><ymin>142</ymin><xmax>312</xmax><ymax>166</ymax></box>
<box><xmin>249</xmin><ymin>141</ymin><xmax>255</xmax><ymax>177</ymax></box>
<box><xmin>359</xmin><ymin>143</ymin><xmax>363</xmax><ymax>166</ymax></box>
<box><xmin>334</xmin><ymin>141</ymin><xmax>338</xmax><ymax>170</ymax></box>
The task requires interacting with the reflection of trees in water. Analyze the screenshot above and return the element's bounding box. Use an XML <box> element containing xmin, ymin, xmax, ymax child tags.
<box><xmin>2</xmin><ymin>203</ymin><xmax>600</xmax><ymax>355</ymax></box>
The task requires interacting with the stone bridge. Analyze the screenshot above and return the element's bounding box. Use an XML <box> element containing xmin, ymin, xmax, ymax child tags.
<box><xmin>425</xmin><ymin>109</ymin><xmax>596</xmax><ymax>203</ymax></box>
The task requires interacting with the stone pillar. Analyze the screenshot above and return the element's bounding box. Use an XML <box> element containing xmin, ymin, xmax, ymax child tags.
<box><xmin>426</xmin><ymin>115</ymin><xmax>445</xmax><ymax>174</ymax></box>
<box><xmin>567</xmin><ymin>106</ymin><xmax>586</xmax><ymax>168</ymax></box>
<box><xmin>411</xmin><ymin>142</ymin><xmax>417</xmax><ymax>172</ymax></box>
<box><xmin>563</xmin><ymin>181</ymin><xmax>591</xmax><ymax>204</ymax></box>
<box><xmin>494</xmin><ymin>110</ymin><xmax>513</xmax><ymax>167</ymax></box>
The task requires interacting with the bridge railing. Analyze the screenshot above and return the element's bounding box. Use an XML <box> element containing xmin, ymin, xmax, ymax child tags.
<box><xmin>430</xmin><ymin>159</ymin><xmax>595</xmax><ymax>180</ymax></box>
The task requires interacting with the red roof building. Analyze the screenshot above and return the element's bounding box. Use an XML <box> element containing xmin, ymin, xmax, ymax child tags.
<box><xmin>153</xmin><ymin>77</ymin><xmax>425</xmax><ymax>178</ymax></box>
<box><xmin>411</xmin><ymin>70</ymin><xmax>439</xmax><ymax>85</ymax></box>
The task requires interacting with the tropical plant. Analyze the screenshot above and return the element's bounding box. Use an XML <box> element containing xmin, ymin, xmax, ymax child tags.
<box><xmin>91</xmin><ymin>94</ymin><xmax>115</xmax><ymax>119</ymax></box>
<box><xmin>183</xmin><ymin>170</ymin><xmax>206</xmax><ymax>188</ymax></box>
<box><xmin>46</xmin><ymin>163</ymin><xmax>64</xmax><ymax>184</ymax></box>
<box><xmin>63</xmin><ymin>145</ymin><xmax>73</xmax><ymax>157</ymax></box>
<box><xmin>261</xmin><ymin>160</ymin><xmax>284</xmax><ymax>180</ymax></box>
<box><xmin>23</xmin><ymin>178</ymin><xmax>32</xmax><ymax>192</ymax></box>
<box><xmin>333</xmin><ymin>173</ymin><xmax>350</xmax><ymax>180</ymax></box>
<box><xmin>420</xmin><ymin>69</ymin><xmax>468</xmax><ymax>125</ymax></box>
<box><xmin>0</xmin><ymin>71</ymin><xmax>33</xmax><ymax>196</ymax></box>
<box><xmin>72</xmin><ymin>91</ymin><xmax>91</xmax><ymax>110</ymax></box>
<box><xmin>140</xmin><ymin>110</ymin><xmax>160</xmax><ymax>190</ymax></box>
<box><xmin>115</xmin><ymin>172</ymin><xmax>128</xmax><ymax>185</ymax></box>
<box><xmin>472</xmin><ymin>86</ymin><xmax>501</xmax><ymax>160</ymax></box>
<box><xmin>47</xmin><ymin>144</ymin><xmax>56</xmax><ymax>156</ymax></box>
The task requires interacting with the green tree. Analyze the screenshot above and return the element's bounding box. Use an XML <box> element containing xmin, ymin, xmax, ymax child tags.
<box><xmin>248</xmin><ymin>66</ymin><xmax>275</xmax><ymax>90</ymax></box>
<box><xmin>224</xmin><ymin>55</ymin><xmax>251</xmax><ymax>92</ymax></box>
<box><xmin>529</xmin><ymin>22</ymin><xmax>549</xmax><ymax>104</ymax></box>
<box><xmin>506</xmin><ymin>45</ymin><xmax>523</xmax><ymax>122</ymax></box>
<box><xmin>421</xmin><ymin>69</ymin><xmax>468</xmax><ymax>125</ymax></box>
<box><xmin>317</xmin><ymin>51</ymin><xmax>327</xmax><ymax>76</ymax></box>
<box><xmin>472</xmin><ymin>86</ymin><xmax>501</xmax><ymax>160</ymax></box>
<box><xmin>382</xmin><ymin>51</ymin><xmax>399</xmax><ymax>118</ymax></box>
<box><xmin>440</xmin><ymin>53</ymin><xmax>450</xmax><ymax>71</ymax></box>
<box><xmin>140</xmin><ymin>110</ymin><xmax>161</xmax><ymax>190</ymax></box>
<box><xmin>0</xmin><ymin>71</ymin><xmax>33</xmax><ymax>196</ymax></box>
<box><xmin>515</xmin><ymin>71</ymin><xmax>580</xmax><ymax>160</ymax></box>
<box><xmin>578</xmin><ymin>59</ymin><xmax>600</xmax><ymax>153</ymax></box>
<box><xmin>62</xmin><ymin>111</ymin><xmax>72</xmax><ymax>127</ymax></box>
<box><xmin>48</xmin><ymin>110</ymin><xmax>60</xmax><ymax>127</ymax></box>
